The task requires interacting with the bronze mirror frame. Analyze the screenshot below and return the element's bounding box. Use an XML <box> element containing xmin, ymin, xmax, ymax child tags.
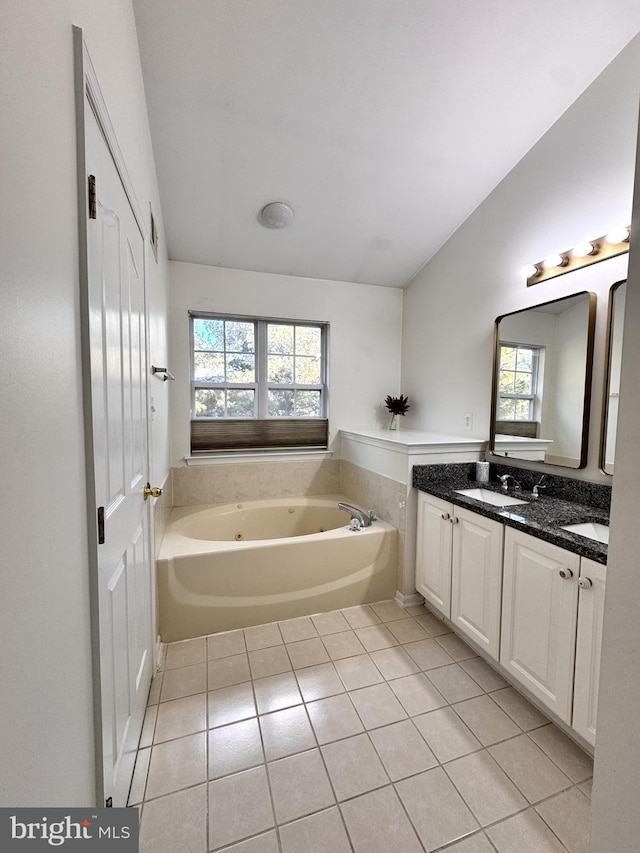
<box><xmin>489</xmin><ymin>291</ymin><xmax>597</xmax><ymax>469</ymax></box>
<box><xmin>599</xmin><ymin>279</ymin><xmax>627</xmax><ymax>475</ymax></box>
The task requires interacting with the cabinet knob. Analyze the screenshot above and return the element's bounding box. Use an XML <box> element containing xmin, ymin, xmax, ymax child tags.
<box><xmin>559</xmin><ymin>568</ymin><xmax>573</xmax><ymax>580</ymax></box>
<box><xmin>578</xmin><ymin>577</ymin><xmax>593</xmax><ymax>589</ymax></box>
<box><xmin>450</xmin><ymin>517</ymin><xmax>459</xmax><ymax>525</ymax></box>
<box><xmin>441</xmin><ymin>513</ymin><xmax>450</xmax><ymax>521</ymax></box>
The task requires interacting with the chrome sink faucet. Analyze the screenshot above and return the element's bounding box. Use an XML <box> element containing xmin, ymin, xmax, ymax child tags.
<box><xmin>532</xmin><ymin>476</ymin><xmax>547</xmax><ymax>499</ymax></box>
<box><xmin>498</xmin><ymin>474</ymin><xmax>521</xmax><ymax>492</ymax></box>
<box><xmin>338</xmin><ymin>502</ymin><xmax>375</xmax><ymax>528</ymax></box>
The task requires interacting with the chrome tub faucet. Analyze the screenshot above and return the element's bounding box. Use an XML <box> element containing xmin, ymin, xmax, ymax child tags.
<box><xmin>338</xmin><ymin>502</ymin><xmax>376</xmax><ymax>528</ymax></box>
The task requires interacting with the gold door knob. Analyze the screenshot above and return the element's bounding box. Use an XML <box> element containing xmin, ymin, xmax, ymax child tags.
<box><xmin>144</xmin><ymin>483</ymin><xmax>163</xmax><ymax>500</ymax></box>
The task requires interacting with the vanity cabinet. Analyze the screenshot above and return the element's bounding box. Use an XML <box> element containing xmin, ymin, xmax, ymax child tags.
<box><xmin>416</xmin><ymin>492</ymin><xmax>504</xmax><ymax>659</ymax></box>
<box><xmin>416</xmin><ymin>493</ymin><xmax>452</xmax><ymax>617</ymax></box>
<box><xmin>415</xmin><ymin>492</ymin><xmax>607</xmax><ymax>745</ymax></box>
<box><xmin>572</xmin><ymin>558</ymin><xmax>607</xmax><ymax>747</ymax></box>
<box><xmin>500</xmin><ymin>529</ymin><xmax>580</xmax><ymax>724</ymax></box>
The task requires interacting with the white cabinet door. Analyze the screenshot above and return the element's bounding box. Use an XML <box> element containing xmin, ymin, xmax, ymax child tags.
<box><xmin>451</xmin><ymin>508</ymin><xmax>504</xmax><ymax>660</ymax></box>
<box><xmin>416</xmin><ymin>492</ymin><xmax>453</xmax><ymax>617</ymax></box>
<box><xmin>500</xmin><ymin>529</ymin><xmax>579</xmax><ymax>722</ymax></box>
<box><xmin>573</xmin><ymin>558</ymin><xmax>607</xmax><ymax>746</ymax></box>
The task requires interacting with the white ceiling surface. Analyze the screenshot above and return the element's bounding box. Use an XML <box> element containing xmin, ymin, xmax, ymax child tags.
<box><xmin>133</xmin><ymin>1</ymin><xmax>640</xmax><ymax>288</ymax></box>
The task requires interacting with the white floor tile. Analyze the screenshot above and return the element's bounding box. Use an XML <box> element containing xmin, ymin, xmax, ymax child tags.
<box><xmin>267</xmin><ymin>748</ymin><xmax>335</xmax><ymax>823</ymax></box>
<box><xmin>208</xmin><ymin>717</ymin><xmax>264</xmax><ymax>779</ymax></box>
<box><xmin>295</xmin><ymin>661</ymin><xmax>345</xmax><ymax>701</ymax></box>
<box><xmin>340</xmin><ymin>786</ymin><xmax>423</xmax><ymax>853</ymax></box>
<box><xmin>139</xmin><ymin>604</ymin><xmax>590</xmax><ymax>853</ymax></box>
<box><xmin>208</xmin><ymin>766</ymin><xmax>274</xmax><ymax>850</ymax></box>
<box><xmin>145</xmin><ymin>732</ymin><xmax>207</xmax><ymax>800</ymax></box>
<box><xmin>279</xmin><ymin>807</ymin><xmax>352</xmax><ymax>853</ymax></box>
<box><xmin>253</xmin><ymin>671</ymin><xmax>302</xmax><ymax>714</ymax></box>
<box><xmin>396</xmin><ymin>766</ymin><xmax>480</xmax><ymax>851</ymax></box>
<box><xmin>139</xmin><ymin>785</ymin><xmax>207</xmax><ymax>853</ymax></box>
<box><xmin>259</xmin><ymin>705</ymin><xmax>315</xmax><ymax>761</ymax></box>
<box><xmin>208</xmin><ymin>682</ymin><xmax>256</xmax><ymax>728</ymax></box>
<box><xmin>321</xmin><ymin>733</ymin><xmax>389</xmax><ymax>800</ymax></box>
<box><xmin>307</xmin><ymin>693</ymin><xmax>365</xmax><ymax>744</ymax></box>
<box><xmin>368</xmin><ymin>719</ymin><xmax>438</xmax><ymax>781</ymax></box>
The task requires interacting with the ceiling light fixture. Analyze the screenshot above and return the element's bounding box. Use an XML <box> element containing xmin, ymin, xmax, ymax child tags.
<box><xmin>523</xmin><ymin>225</ymin><xmax>630</xmax><ymax>287</ymax></box>
<box><xmin>259</xmin><ymin>201</ymin><xmax>294</xmax><ymax>229</ymax></box>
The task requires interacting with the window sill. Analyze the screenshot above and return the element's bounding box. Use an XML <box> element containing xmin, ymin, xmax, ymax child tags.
<box><xmin>184</xmin><ymin>449</ymin><xmax>334</xmax><ymax>466</ymax></box>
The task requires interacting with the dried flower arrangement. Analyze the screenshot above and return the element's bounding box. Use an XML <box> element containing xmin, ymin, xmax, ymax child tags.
<box><xmin>384</xmin><ymin>394</ymin><xmax>410</xmax><ymax>416</ymax></box>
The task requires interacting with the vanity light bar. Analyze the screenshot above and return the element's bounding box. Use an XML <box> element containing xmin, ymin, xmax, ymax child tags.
<box><xmin>522</xmin><ymin>226</ymin><xmax>630</xmax><ymax>287</ymax></box>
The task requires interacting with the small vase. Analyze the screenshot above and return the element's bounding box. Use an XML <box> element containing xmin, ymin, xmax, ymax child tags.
<box><xmin>389</xmin><ymin>413</ymin><xmax>398</xmax><ymax>430</ymax></box>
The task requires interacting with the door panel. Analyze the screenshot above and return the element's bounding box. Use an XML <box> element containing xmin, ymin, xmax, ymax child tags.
<box><xmin>573</xmin><ymin>558</ymin><xmax>607</xmax><ymax>746</ymax></box>
<box><xmin>415</xmin><ymin>493</ymin><xmax>452</xmax><ymax>617</ymax></box>
<box><xmin>451</xmin><ymin>508</ymin><xmax>503</xmax><ymax>660</ymax></box>
<box><xmin>85</xmin><ymin>102</ymin><xmax>153</xmax><ymax>806</ymax></box>
<box><xmin>500</xmin><ymin>529</ymin><xmax>579</xmax><ymax>722</ymax></box>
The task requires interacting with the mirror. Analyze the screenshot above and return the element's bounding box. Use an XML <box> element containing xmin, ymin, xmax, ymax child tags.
<box><xmin>600</xmin><ymin>280</ymin><xmax>626</xmax><ymax>475</ymax></box>
<box><xmin>490</xmin><ymin>291</ymin><xmax>596</xmax><ymax>468</ymax></box>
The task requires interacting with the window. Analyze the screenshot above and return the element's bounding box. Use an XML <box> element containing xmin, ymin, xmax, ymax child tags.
<box><xmin>497</xmin><ymin>343</ymin><xmax>541</xmax><ymax>421</ymax></box>
<box><xmin>190</xmin><ymin>313</ymin><xmax>328</xmax><ymax>453</ymax></box>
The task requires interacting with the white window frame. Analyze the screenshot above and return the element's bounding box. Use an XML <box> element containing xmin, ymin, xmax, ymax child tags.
<box><xmin>190</xmin><ymin>312</ymin><xmax>328</xmax><ymax>420</ymax></box>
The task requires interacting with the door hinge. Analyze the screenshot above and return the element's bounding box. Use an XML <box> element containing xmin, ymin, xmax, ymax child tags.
<box><xmin>97</xmin><ymin>506</ymin><xmax>105</xmax><ymax>545</ymax></box>
<box><xmin>88</xmin><ymin>174</ymin><xmax>97</xmax><ymax>219</ymax></box>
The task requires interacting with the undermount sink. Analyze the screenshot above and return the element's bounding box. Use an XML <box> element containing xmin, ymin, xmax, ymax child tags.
<box><xmin>454</xmin><ymin>488</ymin><xmax>528</xmax><ymax>507</ymax></box>
<box><xmin>560</xmin><ymin>522</ymin><xmax>609</xmax><ymax>545</ymax></box>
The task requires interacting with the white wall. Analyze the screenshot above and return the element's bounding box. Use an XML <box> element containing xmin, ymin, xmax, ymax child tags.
<box><xmin>0</xmin><ymin>0</ymin><xmax>169</xmax><ymax>806</ymax></box>
<box><xmin>401</xmin><ymin>34</ymin><xmax>640</xmax><ymax>481</ymax></box>
<box><xmin>168</xmin><ymin>262</ymin><xmax>403</xmax><ymax>465</ymax></box>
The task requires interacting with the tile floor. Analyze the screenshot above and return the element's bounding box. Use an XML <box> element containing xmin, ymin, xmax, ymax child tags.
<box><xmin>131</xmin><ymin>600</ymin><xmax>593</xmax><ymax>853</ymax></box>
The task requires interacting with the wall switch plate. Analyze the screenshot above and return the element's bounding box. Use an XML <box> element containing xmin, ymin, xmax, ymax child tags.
<box><xmin>464</xmin><ymin>412</ymin><xmax>473</xmax><ymax>430</ymax></box>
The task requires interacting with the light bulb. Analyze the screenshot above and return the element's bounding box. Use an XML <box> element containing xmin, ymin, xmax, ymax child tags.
<box><xmin>520</xmin><ymin>263</ymin><xmax>541</xmax><ymax>278</ymax></box>
<box><xmin>572</xmin><ymin>241</ymin><xmax>599</xmax><ymax>258</ymax></box>
<box><xmin>543</xmin><ymin>253</ymin><xmax>568</xmax><ymax>269</ymax></box>
<box><xmin>605</xmin><ymin>226</ymin><xmax>630</xmax><ymax>245</ymax></box>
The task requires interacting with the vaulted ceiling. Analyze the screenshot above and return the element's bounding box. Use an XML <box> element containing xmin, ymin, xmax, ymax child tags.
<box><xmin>133</xmin><ymin>1</ymin><xmax>640</xmax><ymax>287</ymax></box>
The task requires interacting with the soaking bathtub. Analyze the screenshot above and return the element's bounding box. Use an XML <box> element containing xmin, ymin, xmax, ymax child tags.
<box><xmin>157</xmin><ymin>494</ymin><xmax>397</xmax><ymax>641</ymax></box>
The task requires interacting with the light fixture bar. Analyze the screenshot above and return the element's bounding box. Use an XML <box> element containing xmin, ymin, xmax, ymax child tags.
<box><xmin>524</xmin><ymin>227</ymin><xmax>630</xmax><ymax>287</ymax></box>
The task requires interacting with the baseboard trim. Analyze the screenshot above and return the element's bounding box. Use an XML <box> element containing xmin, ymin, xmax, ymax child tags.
<box><xmin>395</xmin><ymin>590</ymin><xmax>425</xmax><ymax>608</ymax></box>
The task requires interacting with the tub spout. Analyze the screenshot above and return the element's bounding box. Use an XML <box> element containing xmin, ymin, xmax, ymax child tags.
<box><xmin>338</xmin><ymin>502</ymin><xmax>374</xmax><ymax>527</ymax></box>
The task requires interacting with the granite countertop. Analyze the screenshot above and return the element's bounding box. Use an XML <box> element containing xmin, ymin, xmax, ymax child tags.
<box><xmin>413</xmin><ymin>464</ymin><xmax>609</xmax><ymax>565</ymax></box>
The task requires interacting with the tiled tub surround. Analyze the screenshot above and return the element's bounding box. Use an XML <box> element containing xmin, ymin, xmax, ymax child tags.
<box><xmin>133</xmin><ymin>599</ymin><xmax>593</xmax><ymax>853</ymax></box>
<box><xmin>413</xmin><ymin>463</ymin><xmax>610</xmax><ymax>564</ymax></box>
<box><xmin>340</xmin><ymin>460</ymin><xmax>406</xmax><ymax>589</ymax></box>
<box><xmin>172</xmin><ymin>458</ymin><xmax>341</xmax><ymax>506</ymax></box>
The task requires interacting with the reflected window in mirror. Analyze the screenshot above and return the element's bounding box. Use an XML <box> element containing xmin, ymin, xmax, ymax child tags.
<box><xmin>497</xmin><ymin>343</ymin><xmax>542</xmax><ymax>422</ymax></box>
<box><xmin>490</xmin><ymin>292</ymin><xmax>596</xmax><ymax>468</ymax></box>
<box><xmin>600</xmin><ymin>280</ymin><xmax>626</xmax><ymax>475</ymax></box>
